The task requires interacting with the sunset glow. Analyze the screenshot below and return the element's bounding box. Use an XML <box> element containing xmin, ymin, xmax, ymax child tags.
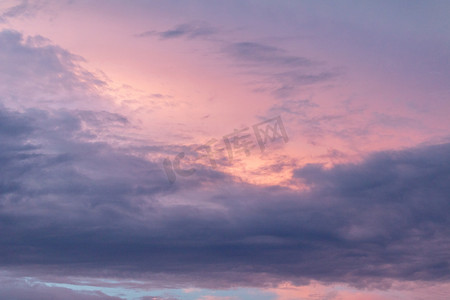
<box><xmin>0</xmin><ymin>1</ymin><xmax>449</xmax><ymax>299</ymax></box>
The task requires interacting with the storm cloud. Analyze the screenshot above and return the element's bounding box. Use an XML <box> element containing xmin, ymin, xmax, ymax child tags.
<box><xmin>1</xmin><ymin>101</ymin><xmax>449</xmax><ymax>287</ymax></box>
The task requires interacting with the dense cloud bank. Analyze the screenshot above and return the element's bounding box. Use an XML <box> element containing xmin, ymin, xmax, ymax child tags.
<box><xmin>1</xmin><ymin>104</ymin><xmax>449</xmax><ymax>288</ymax></box>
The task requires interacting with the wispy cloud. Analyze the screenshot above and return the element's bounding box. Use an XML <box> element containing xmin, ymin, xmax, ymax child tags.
<box><xmin>137</xmin><ymin>22</ymin><xmax>217</xmax><ymax>40</ymax></box>
<box><xmin>0</xmin><ymin>30</ymin><xmax>107</xmax><ymax>110</ymax></box>
<box><xmin>0</xmin><ymin>274</ymin><xmax>122</xmax><ymax>300</ymax></box>
<box><xmin>225</xmin><ymin>42</ymin><xmax>313</xmax><ymax>67</ymax></box>
<box><xmin>0</xmin><ymin>0</ymin><xmax>48</xmax><ymax>23</ymax></box>
<box><xmin>222</xmin><ymin>41</ymin><xmax>338</xmax><ymax>98</ymax></box>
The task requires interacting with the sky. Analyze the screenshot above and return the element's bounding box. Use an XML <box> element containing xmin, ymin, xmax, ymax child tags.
<box><xmin>0</xmin><ymin>0</ymin><xmax>449</xmax><ymax>299</ymax></box>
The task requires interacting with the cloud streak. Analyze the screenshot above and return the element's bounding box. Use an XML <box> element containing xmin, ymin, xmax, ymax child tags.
<box><xmin>137</xmin><ymin>22</ymin><xmax>217</xmax><ymax>40</ymax></box>
<box><xmin>225</xmin><ymin>42</ymin><xmax>313</xmax><ymax>67</ymax></box>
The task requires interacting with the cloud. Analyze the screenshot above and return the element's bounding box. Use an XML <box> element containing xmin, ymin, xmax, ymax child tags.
<box><xmin>268</xmin><ymin>280</ymin><xmax>450</xmax><ymax>300</ymax></box>
<box><xmin>0</xmin><ymin>101</ymin><xmax>448</xmax><ymax>288</ymax></box>
<box><xmin>223</xmin><ymin>41</ymin><xmax>337</xmax><ymax>98</ymax></box>
<box><xmin>138</xmin><ymin>27</ymin><xmax>336</xmax><ymax>99</ymax></box>
<box><xmin>0</xmin><ymin>0</ymin><xmax>46</xmax><ymax>23</ymax></box>
<box><xmin>141</xmin><ymin>297</ymin><xmax>179</xmax><ymax>300</ymax></box>
<box><xmin>198</xmin><ymin>296</ymin><xmax>236</xmax><ymax>300</ymax></box>
<box><xmin>0</xmin><ymin>29</ymin><xmax>108</xmax><ymax>110</ymax></box>
<box><xmin>137</xmin><ymin>26</ymin><xmax>337</xmax><ymax>99</ymax></box>
<box><xmin>0</xmin><ymin>21</ymin><xmax>448</xmax><ymax>296</ymax></box>
<box><xmin>225</xmin><ymin>42</ymin><xmax>313</xmax><ymax>67</ymax></box>
<box><xmin>268</xmin><ymin>99</ymin><xmax>319</xmax><ymax>116</ymax></box>
<box><xmin>0</xmin><ymin>274</ymin><xmax>123</xmax><ymax>300</ymax></box>
<box><xmin>137</xmin><ymin>22</ymin><xmax>217</xmax><ymax>40</ymax></box>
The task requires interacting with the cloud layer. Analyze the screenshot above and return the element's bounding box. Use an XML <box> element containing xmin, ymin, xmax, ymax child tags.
<box><xmin>1</xmin><ymin>1</ymin><xmax>449</xmax><ymax>298</ymax></box>
<box><xmin>1</xmin><ymin>96</ymin><xmax>449</xmax><ymax>288</ymax></box>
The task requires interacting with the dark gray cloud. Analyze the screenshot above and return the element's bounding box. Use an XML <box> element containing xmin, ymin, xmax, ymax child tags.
<box><xmin>0</xmin><ymin>106</ymin><xmax>169</xmax><ymax>206</ymax></box>
<box><xmin>0</xmin><ymin>103</ymin><xmax>449</xmax><ymax>288</ymax></box>
<box><xmin>137</xmin><ymin>22</ymin><xmax>217</xmax><ymax>40</ymax></box>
